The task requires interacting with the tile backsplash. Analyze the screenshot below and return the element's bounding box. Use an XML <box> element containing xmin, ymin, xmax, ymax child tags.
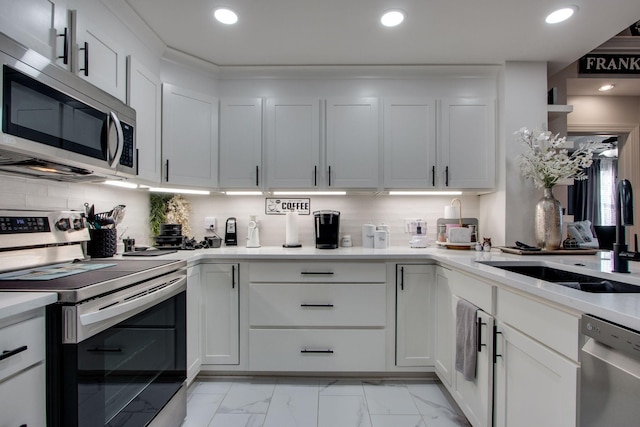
<box><xmin>1</xmin><ymin>175</ymin><xmax>483</xmax><ymax>248</ymax></box>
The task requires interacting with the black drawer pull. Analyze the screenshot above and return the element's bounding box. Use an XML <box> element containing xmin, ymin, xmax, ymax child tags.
<box><xmin>87</xmin><ymin>347</ymin><xmax>122</xmax><ymax>353</ymax></box>
<box><xmin>0</xmin><ymin>345</ymin><xmax>28</xmax><ymax>361</ymax></box>
<box><xmin>477</xmin><ymin>319</ymin><xmax>487</xmax><ymax>352</ymax></box>
<box><xmin>300</xmin><ymin>271</ymin><xmax>334</xmax><ymax>275</ymax></box>
<box><xmin>301</xmin><ymin>349</ymin><xmax>334</xmax><ymax>354</ymax></box>
<box><xmin>79</xmin><ymin>41</ymin><xmax>89</xmax><ymax>76</ymax></box>
<box><xmin>300</xmin><ymin>303</ymin><xmax>334</xmax><ymax>308</ymax></box>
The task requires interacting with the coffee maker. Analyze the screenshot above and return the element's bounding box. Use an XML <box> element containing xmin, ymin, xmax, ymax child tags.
<box><xmin>225</xmin><ymin>217</ymin><xmax>237</xmax><ymax>246</ymax></box>
<box><xmin>314</xmin><ymin>210</ymin><xmax>340</xmax><ymax>249</ymax></box>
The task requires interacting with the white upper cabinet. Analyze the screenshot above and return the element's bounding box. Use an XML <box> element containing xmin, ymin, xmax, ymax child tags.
<box><xmin>265</xmin><ymin>98</ymin><xmax>321</xmax><ymax>189</ymax></box>
<box><xmin>326</xmin><ymin>97</ymin><xmax>380</xmax><ymax>189</ymax></box>
<box><xmin>439</xmin><ymin>98</ymin><xmax>496</xmax><ymax>189</ymax></box>
<box><xmin>383</xmin><ymin>98</ymin><xmax>437</xmax><ymax>189</ymax></box>
<box><xmin>127</xmin><ymin>56</ymin><xmax>161</xmax><ymax>183</ymax></box>
<box><xmin>162</xmin><ymin>84</ymin><xmax>219</xmax><ymax>188</ymax></box>
<box><xmin>219</xmin><ymin>98</ymin><xmax>263</xmax><ymax>189</ymax></box>
<box><xmin>0</xmin><ymin>0</ymin><xmax>70</xmax><ymax>70</ymax></box>
<box><xmin>72</xmin><ymin>10</ymin><xmax>126</xmax><ymax>100</ymax></box>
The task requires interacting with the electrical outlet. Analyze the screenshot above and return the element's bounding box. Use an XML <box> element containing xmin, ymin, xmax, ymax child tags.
<box><xmin>204</xmin><ymin>216</ymin><xmax>216</xmax><ymax>232</ymax></box>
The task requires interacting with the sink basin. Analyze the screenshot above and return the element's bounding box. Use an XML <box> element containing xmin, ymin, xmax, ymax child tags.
<box><xmin>479</xmin><ymin>262</ymin><xmax>640</xmax><ymax>293</ymax></box>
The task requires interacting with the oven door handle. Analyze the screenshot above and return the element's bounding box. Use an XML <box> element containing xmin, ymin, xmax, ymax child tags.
<box><xmin>79</xmin><ymin>275</ymin><xmax>185</xmax><ymax>327</ymax></box>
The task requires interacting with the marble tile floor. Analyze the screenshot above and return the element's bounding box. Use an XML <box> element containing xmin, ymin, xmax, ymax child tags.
<box><xmin>181</xmin><ymin>377</ymin><xmax>471</xmax><ymax>427</ymax></box>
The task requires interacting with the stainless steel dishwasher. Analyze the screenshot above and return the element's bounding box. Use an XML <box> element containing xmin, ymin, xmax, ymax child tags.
<box><xmin>580</xmin><ymin>314</ymin><xmax>640</xmax><ymax>426</ymax></box>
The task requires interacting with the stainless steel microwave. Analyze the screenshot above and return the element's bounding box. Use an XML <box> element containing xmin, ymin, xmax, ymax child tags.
<box><xmin>0</xmin><ymin>31</ymin><xmax>136</xmax><ymax>182</ymax></box>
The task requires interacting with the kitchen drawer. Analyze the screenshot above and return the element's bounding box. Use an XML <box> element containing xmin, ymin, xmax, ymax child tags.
<box><xmin>0</xmin><ymin>362</ymin><xmax>45</xmax><ymax>427</ymax></box>
<box><xmin>449</xmin><ymin>269</ymin><xmax>495</xmax><ymax>314</ymax></box>
<box><xmin>0</xmin><ymin>315</ymin><xmax>45</xmax><ymax>382</ymax></box>
<box><xmin>250</xmin><ymin>283</ymin><xmax>386</xmax><ymax>327</ymax></box>
<box><xmin>249</xmin><ymin>262</ymin><xmax>386</xmax><ymax>283</ymax></box>
<box><xmin>249</xmin><ymin>329</ymin><xmax>385</xmax><ymax>371</ymax></box>
<box><xmin>497</xmin><ymin>288</ymin><xmax>579</xmax><ymax>361</ymax></box>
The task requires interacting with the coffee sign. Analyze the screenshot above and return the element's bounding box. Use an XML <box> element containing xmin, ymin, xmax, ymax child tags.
<box><xmin>265</xmin><ymin>198</ymin><xmax>311</xmax><ymax>215</ymax></box>
<box><xmin>579</xmin><ymin>54</ymin><xmax>640</xmax><ymax>75</ymax></box>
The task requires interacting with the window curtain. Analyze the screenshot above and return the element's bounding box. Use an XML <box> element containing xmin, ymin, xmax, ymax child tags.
<box><xmin>568</xmin><ymin>158</ymin><xmax>617</xmax><ymax>226</ymax></box>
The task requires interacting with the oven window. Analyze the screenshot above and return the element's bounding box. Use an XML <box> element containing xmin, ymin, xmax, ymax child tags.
<box><xmin>63</xmin><ymin>292</ymin><xmax>186</xmax><ymax>427</ymax></box>
<box><xmin>2</xmin><ymin>65</ymin><xmax>108</xmax><ymax>160</ymax></box>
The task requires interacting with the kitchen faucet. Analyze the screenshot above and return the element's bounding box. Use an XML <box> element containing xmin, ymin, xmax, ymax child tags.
<box><xmin>613</xmin><ymin>179</ymin><xmax>636</xmax><ymax>273</ymax></box>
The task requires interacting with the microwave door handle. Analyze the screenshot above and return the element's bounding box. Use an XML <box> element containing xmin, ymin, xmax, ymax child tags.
<box><xmin>108</xmin><ymin>111</ymin><xmax>124</xmax><ymax>168</ymax></box>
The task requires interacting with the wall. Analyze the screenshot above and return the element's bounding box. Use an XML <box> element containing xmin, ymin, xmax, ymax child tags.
<box><xmin>186</xmin><ymin>194</ymin><xmax>481</xmax><ymax>247</ymax></box>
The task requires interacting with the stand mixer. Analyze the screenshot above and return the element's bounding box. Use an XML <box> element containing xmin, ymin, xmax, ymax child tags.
<box><xmin>407</xmin><ymin>219</ymin><xmax>428</xmax><ymax>248</ymax></box>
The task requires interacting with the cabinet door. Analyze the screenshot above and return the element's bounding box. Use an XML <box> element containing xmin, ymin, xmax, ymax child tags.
<box><xmin>186</xmin><ymin>265</ymin><xmax>202</xmax><ymax>384</ymax></box>
<box><xmin>0</xmin><ymin>363</ymin><xmax>46</xmax><ymax>427</ymax></box>
<box><xmin>127</xmin><ymin>57</ymin><xmax>161</xmax><ymax>183</ymax></box>
<box><xmin>201</xmin><ymin>264</ymin><xmax>239</xmax><ymax>365</ymax></box>
<box><xmin>452</xmin><ymin>296</ymin><xmax>494</xmax><ymax>427</ymax></box>
<box><xmin>494</xmin><ymin>322</ymin><xmax>578</xmax><ymax>427</ymax></box>
<box><xmin>434</xmin><ymin>266</ymin><xmax>454</xmax><ymax>385</ymax></box>
<box><xmin>162</xmin><ymin>84</ymin><xmax>219</xmax><ymax>188</ymax></box>
<box><xmin>219</xmin><ymin>98</ymin><xmax>263</xmax><ymax>189</ymax></box>
<box><xmin>395</xmin><ymin>264</ymin><xmax>435</xmax><ymax>367</ymax></box>
<box><xmin>326</xmin><ymin>97</ymin><xmax>380</xmax><ymax>189</ymax></box>
<box><xmin>73</xmin><ymin>11</ymin><xmax>127</xmax><ymax>100</ymax></box>
<box><xmin>265</xmin><ymin>98</ymin><xmax>321</xmax><ymax>189</ymax></box>
<box><xmin>0</xmin><ymin>0</ymin><xmax>70</xmax><ymax>69</ymax></box>
<box><xmin>383</xmin><ymin>98</ymin><xmax>437</xmax><ymax>188</ymax></box>
<box><xmin>439</xmin><ymin>98</ymin><xmax>495</xmax><ymax>189</ymax></box>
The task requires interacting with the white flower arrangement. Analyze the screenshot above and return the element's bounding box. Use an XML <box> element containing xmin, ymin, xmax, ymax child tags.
<box><xmin>515</xmin><ymin>127</ymin><xmax>604</xmax><ymax>189</ymax></box>
<box><xmin>165</xmin><ymin>195</ymin><xmax>192</xmax><ymax>237</ymax></box>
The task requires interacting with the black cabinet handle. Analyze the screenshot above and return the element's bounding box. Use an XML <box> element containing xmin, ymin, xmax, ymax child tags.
<box><xmin>300</xmin><ymin>271</ymin><xmax>334</xmax><ymax>275</ymax></box>
<box><xmin>477</xmin><ymin>319</ymin><xmax>487</xmax><ymax>352</ymax></box>
<box><xmin>314</xmin><ymin>165</ymin><xmax>317</xmax><ymax>187</ymax></box>
<box><xmin>445</xmin><ymin>166</ymin><xmax>449</xmax><ymax>187</ymax></box>
<box><xmin>256</xmin><ymin>165</ymin><xmax>259</xmax><ymax>187</ymax></box>
<box><xmin>493</xmin><ymin>326</ymin><xmax>503</xmax><ymax>363</ymax></box>
<box><xmin>300</xmin><ymin>303</ymin><xmax>334</xmax><ymax>308</ymax></box>
<box><xmin>328</xmin><ymin>165</ymin><xmax>332</xmax><ymax>186</ymax></box>
<box><xmin>0</xmin><ymin>345</ymin><xmax>27</xmax><ymax>361</ymax></box>
<box><xmin>165</xmin><ymin>159</ymin><xmax>169</xmax><ymax>182</ymax></box>
<box><xmin>232</xmin><ymin>265</ymin><xmax>236</xmax><ymax>289</ymax></box>
<box><xmin>135</xmin><ymin>148</ymin><xmax>139</xmax><ymax>175</ymax></box>
<box><xmin>79</xmin><ymin>41</ymin><xmax>89</xmax><ymax>76</ymax></box>
<box><xmin>301</xmin><ymin>349</ymin><xmax>334</xmax><ymax>354</ymax></box>
<box><xmin>432</xmin><ymin>165</ymin><xmax>435</xmax><ymax>187</ymax></box>
<box><xmin>399</xmin><ymin>266</ymin><xmax>404</xmax><ymax>291</ymax></box>
<box><xmin>57</xmin><ymin>27</ymin><xmax>69</xmax><ymax>64</ymax></box>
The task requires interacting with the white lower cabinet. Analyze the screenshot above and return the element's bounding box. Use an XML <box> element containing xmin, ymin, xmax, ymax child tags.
<box><xmin>249</xmin><ymin>261</ymin><xmax>386</xmax><ymax>372</ymax></box>
<box><xmin>493</xmin><ymin>321</ymin><xmax>579</xmax><ymax>427</ymax></box>
<box><xmin>186</xmin><ymin>265</ymin><xmax>202</xmax><ymax>384</ymax></box>
<box><xmin>434</xmin><ymin>266</ymin><xmax>454</xmax><ymax>384</ymax></box>
<box><xmin>201</xmin><ymin>263</ymin><xmax>240</xmax><ymax>365</ymax></box>
<box><xmin>395</xmin><ymin>264</ymin><xmax>435</xmax><ymax>367</ymax></box>
<box><xmin>0</xmin><ymin>310</ymin><xmax>47</xmax><ymax>427</ymax></box>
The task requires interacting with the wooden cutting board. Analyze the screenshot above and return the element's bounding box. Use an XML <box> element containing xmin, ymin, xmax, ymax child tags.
<box><xmin>498</xmin><ymin>246</ymin><xmax>599</xmax><ymax>255</ymax></box>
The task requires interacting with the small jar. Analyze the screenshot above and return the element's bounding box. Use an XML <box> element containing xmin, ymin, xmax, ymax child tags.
<box><xmin>341</xmin><ymin>234</ymin><xmax>353</xmax><ymax>247</ymax></box>
<box><xmin>437</xmin><ymin>225</ymin><xmax>447</xmax><ymax>242</ymax></box>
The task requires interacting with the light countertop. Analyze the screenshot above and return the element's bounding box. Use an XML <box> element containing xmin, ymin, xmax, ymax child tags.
<box><xmin>0</xmin><ymin>292</ymin><xmax>57</xmax><ymax>322</ymax></box>
<box><xmin>118</xmin><ymin>245</ymin><xmax>640</xmax><ymax>331</ymax></box>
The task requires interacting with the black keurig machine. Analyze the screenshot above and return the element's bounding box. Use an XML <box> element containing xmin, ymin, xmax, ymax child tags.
<box><xmin>314</xmin><ymin>210</ymin><xmax>340</xmax><ymax>249</ymax></box>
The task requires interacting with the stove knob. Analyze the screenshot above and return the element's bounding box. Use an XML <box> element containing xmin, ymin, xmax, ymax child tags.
<box><xmin>72</xmin><ymin>218</ymin><xmax>85</xmax><ymax>230</ymax></box>
<box><xmin>56</xmin><ymin>218</ymin><xmax>71</xmax><ymax>231</ymax></box>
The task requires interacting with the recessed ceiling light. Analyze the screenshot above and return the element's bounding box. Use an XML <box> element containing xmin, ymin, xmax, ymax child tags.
<box><xmin>380</xmin><ymin>10</ymin><xmax>405</xmax><ymax>27</ymax></box>
<box><xmin>545</xmin><ymin>6</ymin><xmax>577</xmax><ymax>24</ymax></box>
<box><xmin>214</xmin><ymin>8</ymin><xmax>238</xmax><ymax>25</ymax></box>
<box><xmin>598</xmin><ymin>84</ymin><xmax>615</xmax><ymax>92</ymax></box>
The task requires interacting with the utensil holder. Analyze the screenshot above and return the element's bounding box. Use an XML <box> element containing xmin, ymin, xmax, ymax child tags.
<box><xmin>88</xmin><ymin>228</ymin><xmax>117</xmax><ymax>258</ymax></box>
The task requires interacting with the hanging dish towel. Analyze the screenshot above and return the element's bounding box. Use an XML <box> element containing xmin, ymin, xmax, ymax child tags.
<box><xmin>455</xmin><ymin>298</ymin><xmax>478</xmax><ymax>381</ymax></box>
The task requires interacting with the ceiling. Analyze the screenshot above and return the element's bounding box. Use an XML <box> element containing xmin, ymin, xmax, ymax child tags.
<box><xmin>124</xmin><ymin>0</ymin><xmax>640</xmax><ymax>76</ymax></box>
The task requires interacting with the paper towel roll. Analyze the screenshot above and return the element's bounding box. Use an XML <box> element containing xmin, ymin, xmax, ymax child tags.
<box><xmin>285</xmin><ymin>212</ymin><xmax>299</xmax><ymax>246</ymax></box>
<box><xmin>444</xmin><ymin>206</ymin><xmax>460</xmax><ymax>219</ymax></box>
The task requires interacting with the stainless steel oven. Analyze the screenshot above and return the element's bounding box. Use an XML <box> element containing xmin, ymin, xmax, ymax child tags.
<box><xmin>0</xmin><ymin>209</ymin><xmax>187</xmax><ymax>427</ymax></box>
<box><xmin>580</xmin><ymin>314</ymin><xmax>640</xmax><ymax>426</ymax></box>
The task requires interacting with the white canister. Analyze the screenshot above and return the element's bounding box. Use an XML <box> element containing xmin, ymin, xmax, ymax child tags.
<box><xmin>377</xmin><ymin>224</ymin><xmax>391</xmax><ymax>247</ymax></box>
<box><xmin>362</xmin><ymin>223</ymin><xmax>376</xmax><ymax>248</ymax></box>
<box><xmin>374</xmin><ymin>229</ymin><xmax>389</xmax><ymax>249</ymax></box>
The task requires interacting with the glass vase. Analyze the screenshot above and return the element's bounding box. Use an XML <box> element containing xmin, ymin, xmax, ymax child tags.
<box><xmin>534</xmin><ymin>187</ymin><xmax>563</xmax><ymax>250</ymax></box>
